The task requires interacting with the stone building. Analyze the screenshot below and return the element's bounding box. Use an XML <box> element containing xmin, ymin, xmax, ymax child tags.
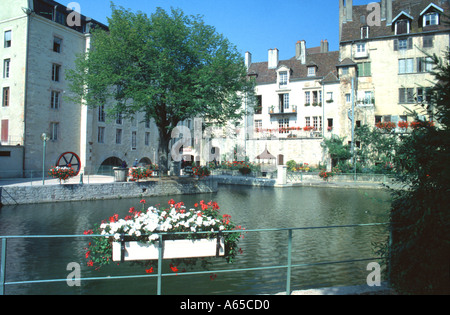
<box><xmin>0</xmin><ymin>0</ymin><xmax>159</xmax><ymax>177</ymax></box>
<box><xmin>338</xmin><ymin>0</ymin><xmax>450</xmax><ymax>140</ymax></box>
<box><xmin>240</xmin><ymin>40</ymin><xmax>342</xmax><ymax>167</ymax></box>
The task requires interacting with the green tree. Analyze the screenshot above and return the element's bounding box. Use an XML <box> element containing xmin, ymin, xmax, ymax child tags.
<box><xmin>388</xmin><ymin>50</ymin><xmax>450</xmax><ymax>294</ymax></box>
<box><xmin>322</xmin><ymin>135</ymin><xmax>352</xmax><ymax>168</ymax></box>
<box><xmin>67</xmin><ymin>5</ymin><xmax>254</xmax><ymax>173</ymax></box>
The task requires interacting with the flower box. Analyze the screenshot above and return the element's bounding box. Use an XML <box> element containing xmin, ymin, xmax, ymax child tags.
<box><xmin>112</xmin><ymin>237</ymin><xmax>225</xmax><ymax>261</ymax></box>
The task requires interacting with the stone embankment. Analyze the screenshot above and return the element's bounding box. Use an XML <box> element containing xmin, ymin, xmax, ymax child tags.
<box><xmin>0</xmin><ymin>177</ymin><xmax>217</xmax><ymax>205</ymax></box>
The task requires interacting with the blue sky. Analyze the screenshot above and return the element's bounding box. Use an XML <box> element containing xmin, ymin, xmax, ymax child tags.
<box><xmin>61</xmin><ymin>0</ymin><xmax>376</xmax><ymax>63</ymax></box>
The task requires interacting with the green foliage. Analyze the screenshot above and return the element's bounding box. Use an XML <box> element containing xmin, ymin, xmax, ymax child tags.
<box><xmin>66</xmin><ymin>5</ymin><xmax>255</xmax><ymax>173</ymax></box>
<box><xmin>322</xmin><ymin>135</ymin><xmax>352</xmax><ymax>164</ymax></box>
<box><xmin>387</xmin><ymin>50</ymin><xmax>450</xmax><ymax>294</ymax></box>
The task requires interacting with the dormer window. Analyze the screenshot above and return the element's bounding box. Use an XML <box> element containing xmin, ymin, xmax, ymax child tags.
<box><xmin>396</xmin><ymin>19</ymin><xmax>410</xmax><ymax>35</ymax></box>
<box><xmin>424</xmin><ymin>12</ymin><xmax>439</xmax><ymax>26</ymax></box>
<box><xmin>420</xmin><ymin>3</ymin><xmax>444</xmax><ymax>27</ymax></box>
<box><xmin>307</xmin><ymin>66</ymin><xmax>316</xmax><ymax>77</ymax></box>
<box><xmin>361</xmin><ymin>26</ymin><xmax>369</xmax><ymax>39</ymax></box>
<box><xmin>279</xmin><ymin>71</ymin><xmax>288</xmax><ymax>86</ymax></box>
<box><xmin>392</xmin><ymin>11</ymin><xmax>413</xmax><ymax>35</ymax></box>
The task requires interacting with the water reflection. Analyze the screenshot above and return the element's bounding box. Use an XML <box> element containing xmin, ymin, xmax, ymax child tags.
<box><xmin>0</xmin><ymin>185</ymin><xmax>391</xmax><ymax>295</ymax></box>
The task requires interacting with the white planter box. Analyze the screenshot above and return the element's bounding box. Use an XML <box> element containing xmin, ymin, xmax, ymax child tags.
<box><xmin>112</xmin><ymin>238</ymin><xmax>225</xmax><ymax>262</ymax></box>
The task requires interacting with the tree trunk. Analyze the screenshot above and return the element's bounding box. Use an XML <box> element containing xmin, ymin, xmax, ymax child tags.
<box><xmin>158</xmin><ymin>131</ymin><xmax>171</xmax><ymax>176</ymax></box>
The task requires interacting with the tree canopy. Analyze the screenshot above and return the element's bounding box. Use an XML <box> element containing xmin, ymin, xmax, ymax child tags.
<box><xmin>67</xmin><ymin>5</ymin><xmax>255</xmax><ymax>172</ymax></box>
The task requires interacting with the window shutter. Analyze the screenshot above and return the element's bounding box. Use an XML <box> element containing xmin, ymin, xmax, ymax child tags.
<box><xmin>393</xmin><ymin>39</ymin><xmax>398</xmax><ymax>51</ymax></box>
<box><xmin>407</xmin><ymin>37</ymin><xmax>413</xmax><ymax>49</ymax></box>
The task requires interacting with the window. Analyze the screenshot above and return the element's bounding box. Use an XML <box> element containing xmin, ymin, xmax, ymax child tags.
<box><xmin>313</xmin><ymin>117</ymin><xmax>318</xmax><ymax>130</ymax></box>
<box><xmin>1</xmin><ymin>120</ymin><xmax>8</xmax><ymax>143</ymax></box>
<box><xmin>2</xmin><ymin>87</ymin><xmax>9</xmax><ymax>107</ymax></box>
<box><xmin>394</xmin><ymin>38</ymin><xmax>412</xmax><ymax>51</ymax></box>
<box><xmin>423</xmin><ymin>35</ymin><xmax>434</xmax><ymax>48</ymax></box>
<box><xmin>364</xmin><ymin>91</ymin><xmax>374</xmax><ymax>105</ymax></box>
<box><xmin>3</xmin><ymin>59</ymin><xmax>10</xmax><ymax>78</ymax></box>
<box><xmin>98</xmin><ymin>104</ymin><xmax>105</xmax><ymax>122</ymax></box>
<box><xmin>145</xmin><ymin>132</ymin><xmax>150</xmax><ymax>146</ymax></box>
<box><xmin>4</xmin><ymin>31</ymin><xmax>11</xmax><ymax>48</ymax></box>
<box><xmin>98</xmin><ymin>126</ymin><xmax>105</xmax><ymax>143</ymax></box>
<box><xmin>279</xmin><ymin>71</ymin><xmax>288</xmax><ymax>86</ymax></box>
<box><xmin>307</xmin><ymin>66</ymin><xmax>316</xmax><ymax>77</ymax></box>
<box><xmin>53</xmin><ymin>37</ymin><xmax>62</xmax><ymax>53</ymax></box>
<box><xmin>255</xmin><ymin>120</ymin><xmax>262</xmax><ymax>130</ymax></box>
<box><xmin>50</xmin><ymin>122</ymin><xmax>59</xmax><ymax>141</ymax></box>
<box><xmin>51</xmin><ymin>91</ymin><xmax>60</xmax><ymax>109</ymax></box>
<box><xmin>279</xmin><ymin>93</ymin><xmax>289</xmax><ymax>112</ymax></box>
<box><xmin>399</xmin><ymin>88</ymin><xmax>415</xmax><ymax>103</ymax></box>
<box><xmin>396</xmin><ymin>20</ymin><xmax>409</xmax><ymax>35</ymax></box>
<box><xmin>145</xmin><ymin>119</ymin><xmax>151</xmax><ymax>128</ymax></box>
<box><xmin>305</xmin><ymin>91</ymin><xmax>311</xmax><ymax>105</ymax></box>
<box><xmin>254</xmin><ymin>95</ymin><xmax>262</xmax><ymax>114</ymax></box>
<box><xmin>327</xmin><ymin>118</ymin><xmax>333</xmax><ymax>129</ymax></box>
<box><xmin>399</xmin><ymin>58</ymin><xmax>414</xmax><ymax>74</ymax></box>
<box><xmin>356</xmin><ymin>43</ymin><xmax>366</xmax><ymax>53</ymax></box>
<box><xmin>424</xmin><ymin>12</ymin><xmax>439</xmax><ymax>26</ymax></box>
<box><xmin>357</xmin><ymin>62</ymin><xmax>371</xmax><ymax>77</ymax></box>
<box><xmin>278</xmin><ymin>119</ymin><xmax>289</xmax><ymax>133</ymax></box>
<box><xmin>326</xmin><ymin>92</ymin><xmax>333</xmax><ymax>102</ymax></box>
<box><xmin>116</xmin><ymin>112</ymin><xmax>123</xmax><ymax>125</ymax></box>
<box><xmin>115</xmin><ymin>129</ymin><xmax>122</xmax><ymax>144</ymax></box>
<box><xmin>346</xmin><ymin>93</ymin><xmax>351</xmax><ymax>103</ymax></box>
<box><xmin>417</xmin><ymin>57</ymin><xmax>433</xmax><ymax>73</ymax></box>
<box><xmin>312</xmin><ymin>91</ymin><xmax>318</xmax><ymax>104</ymax></box>
<box><xmin>361</xmin><ymin>26</ymin><xmax>369</xmax><ymax>39</ymax></box>
<box><xmin>418</xmin><ymin>87</ymin><xmax>433</xmax><ymax>103</ymax></box>
<box><xmin>305</xmin><ymin>117</ymin><xmax>311</xmax><ymax>127</ymax></box>
<box><xmin>52</xmin><ymin>64</ymin><xmax>61</xmax><ymax>82</ymax></box>
<box><xmin>131</xmin><ymin>131</ymin><xmax>137</xmax><ymax>150</ymax></box>
<box><xmin>341</xmin><ymin>67</ymin><xmax>349</xmax><ymax>75</ymax></box>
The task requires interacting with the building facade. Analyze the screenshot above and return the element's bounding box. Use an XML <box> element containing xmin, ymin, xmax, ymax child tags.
<box><xmin>0</xmin><ymin>0</ymin><xmax>159</xmax><ymax>177</ymax></box>
<box><xmin>338</xmin><ymin>0</ymin><xmax>450</xmax><ymax>138</ymax></box>
<box><xmin>241</xmin><ymin>40</ymin><xmax>342</xmax><ymax>167</ymax></box>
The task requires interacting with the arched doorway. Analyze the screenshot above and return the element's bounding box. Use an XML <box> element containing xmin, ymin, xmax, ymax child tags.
<box><xmin>139</xmin><ymin>157</ymin><xmax>152</xmax><ymax>166</ymax></box>
<box><xmin>98</xmin><ymin>156</ymin><xmax>123</xmax><ymax>175</ymax></box>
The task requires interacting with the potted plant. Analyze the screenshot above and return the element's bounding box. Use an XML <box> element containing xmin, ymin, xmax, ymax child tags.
<box><xmin>192</xmin><ymin>166</ymin><xmax>211</xmax><ymax>179</ymax></box>
<box><xmin>84</xmin><ymin>199</ymin><xmax>245</xmax><ymax>272</ymax></box>
<box><xmin>48</xmin><ymin>166</ymin><xmax>75</xmax><ymax>183</ymax></box>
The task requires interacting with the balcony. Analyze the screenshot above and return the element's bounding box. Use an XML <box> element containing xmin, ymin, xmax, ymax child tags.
<box><xmin>269</xmin><ymin>105</ymin><xmax>298</xmax><ymax>116</ymax></box>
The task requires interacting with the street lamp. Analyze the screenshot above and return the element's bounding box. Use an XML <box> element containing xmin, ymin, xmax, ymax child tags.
<box><xmin>41</xmin><ymin>133</ymin><xmax>49</xmax><ymax>185</ymax></box>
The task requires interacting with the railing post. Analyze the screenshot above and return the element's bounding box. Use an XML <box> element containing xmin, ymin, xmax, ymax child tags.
<box><xmin>1</xmin><ymin>238</ymin><xmax>6</xmax><ymax>295</ymax></box>
<box><xmin>157</xmin><ymin>234</ymin><xmax>163</xmax><ymax>295</ymax></box>
<box><xmin>286</xmin><ymin>229</ymin><xmax>292</xmax><ymax>295</ymax></box>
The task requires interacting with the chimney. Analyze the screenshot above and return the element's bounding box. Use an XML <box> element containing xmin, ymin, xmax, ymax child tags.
<box><xmin>268</xmin><ymin>48</ymin><xmax>279</xmax><ymax>69</ymax></box>
<box><xmin>346</xmin><ymin>0</ymin><xmax>353</xmax><ymax>22</ymax></box>
<box><xmin>245</xmin><ymin>51</ymin><xmax>252</xmax><ymax>70</ymax></box>
<box><xmin>295</xmin><ymin>40</ymin><xmax>306</xmax><ymax>64</ymax></box>
<box><xmin>386</xmin><ymin>0</ymin><xmax>393</xmax><ymax>26</ymax></box>
<box><xmin>320</xmin><ymin>40</ymin><xmax>329</xmax><ymax>53</ymax></box>
<box><xmin>381</xmin><ymin>0</ymin><xmax>386</xmax><ymax>21</ymax></box>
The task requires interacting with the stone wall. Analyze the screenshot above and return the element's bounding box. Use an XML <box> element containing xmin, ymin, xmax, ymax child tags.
<box><xmin>0</xmin><ymin>178</ymin><xmax>217</xmax><ymax>205</ymax></box>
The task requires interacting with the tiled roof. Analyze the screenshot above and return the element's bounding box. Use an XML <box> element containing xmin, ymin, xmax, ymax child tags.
<box><xmin>340</xmin><ymin>0</ymin><xmax>450</xmax><ymax>42</ymax></box>
<box><xmin>247</xmin><ymin>50</ymin><xmax>340</xmax><ymax>85</ymax></box>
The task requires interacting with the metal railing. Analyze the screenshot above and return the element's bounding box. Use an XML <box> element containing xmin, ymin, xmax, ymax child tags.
<box><xmin>0</xmin><ymin>223</ymin><xmax>389</xmax><ymax>295</ymax></box>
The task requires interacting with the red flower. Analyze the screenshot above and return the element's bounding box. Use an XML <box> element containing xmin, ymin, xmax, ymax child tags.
<box><xmin>170</xmin><ymin>264</ymin><xmax>179</xmax><ymax>274</ymax></box>
<box><xmin>210</xmin><ymin>274</ymin><xmax>217</xmax><ymax>281</ymax></box>
<box><xmin>146</xmin><ymin>267</ymin><xmax>154</xmax><ymax>274</ymax></box>
<box><xmin>83</xmin><ymin>229</ymin><xmax>93</xmax><ymax>235</ymax></box>
<box><xmin>168</xmin><ymin>199</ymin><xmax>175</xmax><ymax>206</ymax></box>
<box><xmin>85</xmin><ymin>250</ymin><xmax>91</xmax><ymax>258</ymax></box>
<box><xmin>129</xmin><ymin>207</ymin><xmax>135</xmax><ymax>213</ymax></box>
<box><xmin>140</xmin><ymin>199</ymin><xmax>146</xmax><ymax>204</ymax></box>
<box><xmin>87</xmin><ymin>261</ymin><xmax>93</xmax><ymax>267</ymax></box>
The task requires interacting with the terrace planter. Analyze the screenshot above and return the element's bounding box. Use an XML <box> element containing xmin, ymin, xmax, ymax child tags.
<box><xmin>112</xmin><ymin>237</ymin><xmax>225</xmax><ymax>262</ymax></box>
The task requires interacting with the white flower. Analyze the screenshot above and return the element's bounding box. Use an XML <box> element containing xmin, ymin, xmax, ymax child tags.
<box><xmin>149</xmin><ymin>234</ymin><xmax>159</xmax><ymax>241</ymax></box>
<box><xmin>114</xmin><ymin>233</ymin><xmax>121</xmax><ymax>240</ymax></box>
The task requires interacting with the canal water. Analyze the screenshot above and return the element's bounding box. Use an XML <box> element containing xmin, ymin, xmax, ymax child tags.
<box><xmin>0</xmin><ymin>185</ymin><xmax>391</xmax><ymax>295</ymax></box>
